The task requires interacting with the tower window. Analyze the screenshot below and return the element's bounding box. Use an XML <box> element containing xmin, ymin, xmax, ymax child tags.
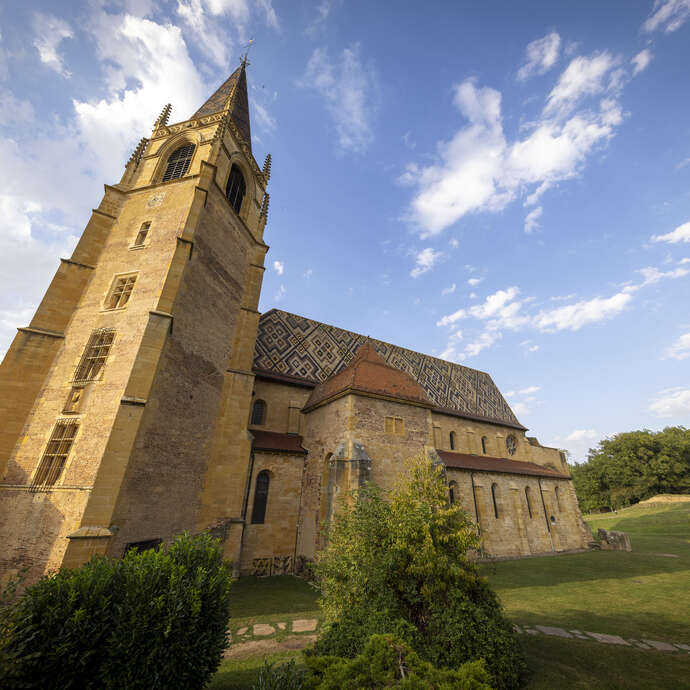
<box><xmin>162</xmin><ymin>143</ymin><xmax>195</xmax><ymax>182</ymax></box>
<box><xmin>32</xmin><ymin>420</ymin><xmax>78</xmax><ymax>487</ymax></box>
<box><xmin>251</xmin><ymin>470</ymin><xmax>270</xmax><ymax>524</ymax></box>
<box><xmin>226</xmin><ymin>164</ymin><xmax>246</xmax><ymax>215</ymax></box>
<box><xmin>491</xmin><ymin>483</ymin><xmax>500</xmax><ymax>519</ymax></box>
<box><xmin>251</xmin><ymin>399</ymin><xmax>266</xmax><ymax>425</ymax></box>
<box><xmin>384</xmin><ymin>416</ymin><xmax>405</xmax><ymax>435</ymax></box>
<box><xmin>106</xmin><ymin>274</ymin><xmax>137</xmax><ymax>310</ymax></box>
<box><xmin>481</xmin><ymin>436</ymin><xmax>487</xmax><ymax>454</ymax></box>
<box><xmin>63</xmin><ymin>387</ymin><xmax>85</xmax><ymax>414</ymax></box>
<box><xmin>73</xmin><ymin>329</ymin><xmax>115</xmax><ymax>383</ymax></box>
<box><xmin>449</xmin><ymin>431</ymin><xmax>456</xmax><ymax>450</ymax></box>
<box><xmin>132</xmin><ymin>222</ymin><xmax>150</xmax><ymax>247</ymax></box>
<box><xmin>448</xmin><ymin>481</ymin><xmax>457</xmax><ymax>504</ymax></box>
<box><xmin>525</xmin><ymin>486</ymin><xmax>533</xmax><ymax>518</ymax></box>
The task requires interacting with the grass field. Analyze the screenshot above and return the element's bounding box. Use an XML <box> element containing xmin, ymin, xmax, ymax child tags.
<box><xmin>209</xmin><ymin>499</ymin><xmax>690</xmax><ymax>688</ymax></box>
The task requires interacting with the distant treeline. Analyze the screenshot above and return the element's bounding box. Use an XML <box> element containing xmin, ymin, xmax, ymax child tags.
<box><xmin>571</xmin><ymin>426</ymin><xmax>690</xmax><ymax>512</ymax></box>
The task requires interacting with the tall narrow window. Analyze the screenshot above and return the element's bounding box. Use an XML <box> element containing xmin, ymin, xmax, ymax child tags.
<box><xmin>73</xmin><ymin>329</ymin><xmax>115</xmax><ymax>383</ymax></box>
<box><xmin>32</xmin><ymin>420</ymin><xmax>78</xmax><ymax>487</ymax></box>
<box><xmin>162</xmin><ymin>143</ymin><xmax>195</xmax><ymax>181</ymax></box>
<box><xmin>225</xmin><ymin>164</ymin><xmax>246</xmax><ymax>215</ymax></box>
<box><xmin>251</xmin><ymin>471</ymin><xmax>270</xmax><ymax>524</ymax></box>
<box><xmin>133</xmin><ymin>222</ymin><xmax>150</xmax><ymax>247</ymax></box>
<box><xmin>448</xmin><ymin>481</ymin><xmax>457</xmax><ymax>504</ymax></box>
<box><xmin>106</xmin><ymin>274</ymin><xmax>137</xmax><ymax>310</ymax></box>
<box><xmin>491</xmin><ymin>483</ymin><xmax>500</xmax><ymax>519</ymax></box>
<box><xmin>449</xmin><ymin>431</ymin><xmax>456</xmax><ymax>450</ymax></box>
<box><xmin>251</xmin><ymin>399</ymin><xmax>266</xmax><ymax>425</ymax></box>
<box><xmin>525</xmin><ymin>486</ymin><xmax>533</xmax><ymax>518</ymax></box>
<box><xmin>481</xmin><ymin>436</ymin><xmax>487</xmax><ymax>454</ymax></box>
<box><xmin>555</xmin><ymin>486</ymin><xmax>562</xmax><ymax>512</ymax></box>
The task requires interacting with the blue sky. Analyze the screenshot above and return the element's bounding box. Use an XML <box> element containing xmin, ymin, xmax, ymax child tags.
<box><xmin>1</xmin><ymin>0</ymin><xmax>689</xmax><ymax>461</ymax></box>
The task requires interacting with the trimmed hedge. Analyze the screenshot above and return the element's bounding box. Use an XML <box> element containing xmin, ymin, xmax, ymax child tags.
<box><xmin>0</xmin><ymin>533</ymin><xmax>232</xmax><ymax>690</ymax></box>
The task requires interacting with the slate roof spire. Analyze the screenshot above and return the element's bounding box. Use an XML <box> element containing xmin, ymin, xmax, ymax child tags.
<box><xmin>193</xmin><ymin>59</ymin><xmax>252</xmax><ymax>151</ymax></box>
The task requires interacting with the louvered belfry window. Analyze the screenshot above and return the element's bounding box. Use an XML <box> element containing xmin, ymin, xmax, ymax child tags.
<box><xmin>32</xmin><ymin>420</ymin><xmax>78</xmax><ymax>487</ymax></box>
<box><xmin>162</xmin><ymin>144</ymin><xmax>195</xmax><ymax>181</ymax></box>
<box><xmin>73</xmin><ymin>329</ymin><xmax>115</xmax><ymax>383</ymax></box>
<box><xmin>225</xmin><ymin>164</ymin><xmax>246</xmax><ymax>215</ymax></box>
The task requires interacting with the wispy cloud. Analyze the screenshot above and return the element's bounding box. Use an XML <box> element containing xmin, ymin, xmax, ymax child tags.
<box><xmin>524</xmin><ymin>206</ymin><xmax>542</xmax><ymax>234</ymax></box>
<box><xmin>642</xmin><ymin>0</ymin><xmax>690</xmax><ymax>33</ymax></box>
<box><xmin>566</xmin><ymin>428</ymin><xmax>598</xmax><ymax>441</ymax></box>
<box><xmin>517</xmin><ymin>32</ymin><xmax>561</xmax><ymax>81</ymax></box>
<box><xmin>272</xmin><ymin>260</ymin><xmax>284</xmax><ymax>275</ymax></box>
<box><xmin>663</xmin><ymin>332</ymin><xmax>690</xmax><ymax>360</ymax></box>
<box><xmin>651</xmin><ymin>221</ymin><xmax>690</xmax><ymax>244</ymax></box>
<box><xmin>649</xmin><ymin>387</ymin><xmax>690</xmax><ymax>417</ymax></box>
<box><xmin>410</xmin><ymin>247</ymin><xmax>443</xmax><ymax>278</ymax></box>
<box><xmin>631</xmin><ymin>48</ymin><xmax>653</xmax><ymax>76</ymax></box>
<box><xmin>441</xmin><ymin>283</ymin><xmax>456</xmax><ymax>295</ymax></box>
<box><xmin>32</xmin><ymin>12</ymin><xmax>73</xmax><ymax>77</ymax></box>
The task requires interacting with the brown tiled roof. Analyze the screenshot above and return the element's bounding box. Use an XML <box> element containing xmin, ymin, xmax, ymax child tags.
<box><xmin>303</xmin><ymin>342</ymin><xmax>433</xmax><ymax>412</ymax></box>
<box><xmin>437</xmin><ymin>450</ymin><xmax>569</xmax><ymax>479</ymax></box>
<box><xmin>251</xmin><ymin>430</ymin><xmax>306</xmax><ymax>454</ymax></box>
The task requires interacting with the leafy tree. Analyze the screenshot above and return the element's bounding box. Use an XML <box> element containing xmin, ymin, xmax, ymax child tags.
<box><xmin>310</xmin><ymin>456</ymin><xmax>524</xmax><ymax>689</ymax></box>
<box><xmin>572</xmin><ymin>427</ymin><xmax>690</xmax><ymax>511</ymax></box>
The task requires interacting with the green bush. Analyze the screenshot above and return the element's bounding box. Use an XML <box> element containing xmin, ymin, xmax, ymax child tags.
<box><xmin>310</xmin><ymin>456</ymin><xmax>525</xmax><ymax>689</ymax></box>
<box><xmin>252</xmin><ymin>659</ymin><xmax>307</xmax><ymax>689</ymax></box>
<box><xmin>0</xmin><ymin>532</ymin><xmax>232</xmax><ymax>690</ymax></box>
<box><xmin>305</xmin><ymin>634</ymin><xmax>493</xmax><ymax>689</ymax></box>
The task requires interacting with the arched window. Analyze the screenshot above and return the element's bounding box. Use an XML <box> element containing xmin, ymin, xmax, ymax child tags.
<box><xmin>481</xmin><ymin>436</ymin><xmax>487</xmax><ymax>454</ymax></box>
<box><xmin>226</xmin><ymin>164</ymin><xmax>246</xmax><ymax>215</ymax></box>
<box><xmin>491</xmin><ymin>483</ymin><xmax>500</xmax><ymax>519</ymax></box>
<box><xmin>251</xmin><ymin>399</ymin><xmax>266</xmax><ymax>425</ymax></box>
<box><xmin>525</xmin><ymin>486</ymin><xmax>533</xmax><ymax>518</ymax></box>
<box><xmin>555</xmin><ymin>485</ymin><xmax>562</xmax><ymax>512</ymax></box>
<box><xmin>162</xmin><ymin>143</ymin><xmax>195</xmax><ymax>181</ymax></box>
<box><xmin>449</xmin><ymin>431</ymin><xmax>456</xmax><ymax>450</ymax></box>
<box><xmin>448</xmin><ymin>481</ymin><xmax>457</xmax><ymax>504</ymax></box>
<box><xmin>251</xmin><ymin>470</ymin><xmax>270</xmax><ymax>524</ymax></box>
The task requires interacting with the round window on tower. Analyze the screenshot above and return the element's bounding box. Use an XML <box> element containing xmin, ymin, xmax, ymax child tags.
<box><xmin>506</xmin><ymin>435</ymin><xmax>517</xmax><ymax>456</ymax></box>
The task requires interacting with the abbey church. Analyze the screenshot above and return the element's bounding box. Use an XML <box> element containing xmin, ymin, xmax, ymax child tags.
<box><xmin>0</xmin><ymin>63</ymin><xmax>591</xmax><ymax>583</ymax></box>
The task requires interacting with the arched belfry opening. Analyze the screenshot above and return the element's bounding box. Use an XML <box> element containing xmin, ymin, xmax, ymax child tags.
<box><xmin>162</xmin><ymin>143</ymin><xmax>195</xmax><ymax>181</ymax></box>
<box><xmin>226</xmin><ymin>164</ymin><xmax>246</xmax><ymax>215</ymax></box>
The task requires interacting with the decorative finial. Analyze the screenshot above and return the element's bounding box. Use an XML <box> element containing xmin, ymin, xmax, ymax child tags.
<box><xmin>262</xmin><ymin>153</ymin><xmax>272</xmax><ymax>180</ymax></box>
<box><xmin>126</xmin><ymin>137</ymin><xmax>149</xmax><ymax>170</ymax></box>
<box><xmin>240</xmin><ymin>38</ymin><xmax>254</xmax><ymax>67</ymax></box>
<box><xmin>154</xmin><ymin>103</ymin><xmax>172</xmax><ymax>129</ymax></box>
<box><xmin>260</xmin><ymin>192</ymin><xmax>270</xmax><ymax>220</ymax></box>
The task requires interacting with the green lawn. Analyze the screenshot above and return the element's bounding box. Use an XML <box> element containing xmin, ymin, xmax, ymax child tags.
<box><xmin>209</xmin><ymin>500</ymin><xmax>690</xmax><ymax>688</ymax></box>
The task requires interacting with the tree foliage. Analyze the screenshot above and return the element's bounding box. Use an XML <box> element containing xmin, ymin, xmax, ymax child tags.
<box><xmin>310</xmin><ymin>456</ymin><xmax>524</xmax><ymax>689</ymax></box>
<box><xmin>572</xmin><ymin>427</ymin><xmax>690</xmax><ymax>512</ymax></box>
<box><xmin>0</xmin><ymin>532</ymin><xmax>232</xmax><ymax>690</ymax></box>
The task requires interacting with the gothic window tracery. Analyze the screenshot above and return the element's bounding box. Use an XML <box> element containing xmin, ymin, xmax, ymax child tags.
<box><xmin>162</xmin><ymin>143</ymin><xmax>195</xmax><ymax>181</ymax></box>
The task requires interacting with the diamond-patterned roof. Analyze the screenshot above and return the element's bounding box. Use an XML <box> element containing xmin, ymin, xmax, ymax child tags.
<box><xmin>253</xmin><ymin>309</ymin><xmax>523</xmax><ymax>428</ymax></box>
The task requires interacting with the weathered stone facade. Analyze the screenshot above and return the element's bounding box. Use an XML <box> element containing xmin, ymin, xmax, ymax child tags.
<box><xmin>0</xmin><ymin>65</ymin><xmax>590</xmax><ymax>585</ymax></box>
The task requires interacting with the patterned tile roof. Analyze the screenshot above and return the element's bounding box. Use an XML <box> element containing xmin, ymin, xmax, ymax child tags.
<box><xmin>438</xmin><ymin>450</ymin><xmax>569</xmax><ymax>479</ymax></box>
<box><xmin>303</xmin><ymin>341</ymin><xmax>432</xmax><ymax>411</ymax></box>
<box><xmin>253</xmin><ymin>309</ymin><xmax>522</xmax><ymax>428</ymax></box>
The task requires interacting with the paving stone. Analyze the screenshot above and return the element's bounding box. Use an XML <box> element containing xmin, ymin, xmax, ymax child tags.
<box><xmin>586</xmin><ymin>632</ymin><xmax>630</xmax><ymax>646</ymax></box>
<box><xmin>253</xmin><ymin>624</ymin><xmax>275</xmax><ymax>636</ymax></box>
<box><xmin>236</xmin><ymin>627</ymin><xmax>248</xmax><ymax>636</ymax></box>
<box><xmin>673</xmin><ymin>643</ymin><xmax>690</xmax><ymax>652</ymax></box>
<box><xmin>535</xmin><ymin>625</ymin><xmax>572</xmax><ymax>638</ymax></box>
<box><xmin>513</xmin><ymin>625</ymin><xmax>522</xmax><ymax>634</ymax></box>
<box><xmin>277</xmin><ymin>622</ymin><xmax>286</xmax><ymax>630</ymax></box>
<box><xmin>292</xmin><ymin>618</ymin><xmax>318</xmax><ymax>632</ymax></box>
<box><xmin>631</xmin><ymin>640</ymin><xmax>651</xmax><ymax>650</ymax></box>
<box><xmin>523</xmin><ymin>628</ymin><xmax>539</xmax><ymax>636</ymax></box>
<box><xmin>642</xmin><ymin>639</ymin><xmax>677</xmax><ymax>652</ymax></box>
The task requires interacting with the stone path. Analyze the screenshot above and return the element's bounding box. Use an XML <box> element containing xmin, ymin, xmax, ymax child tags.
<box><xmin>515</xmin><ymin>623</ymin><xmax>689</xmax><ymax>653</ymax></box>
<box><xmin>229</xmin><ymin>618</ymin><xmax>321</xmax><ymax>645</ymax></box>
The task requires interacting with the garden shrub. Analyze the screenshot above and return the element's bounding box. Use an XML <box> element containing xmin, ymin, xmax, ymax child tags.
<box><xmin>310</xmin><ymin>456</ymin><xmax>525</xmax><ymax>689</ymax></box>
<box><xmin>0</xmin><ymin>532</ymin><xmax>232</xmax><ymax>690</ymax></box>
<box><xmin>252</xmin><ymin>659</ymin><xmax>307</xmax><ymax>689</ymax></box>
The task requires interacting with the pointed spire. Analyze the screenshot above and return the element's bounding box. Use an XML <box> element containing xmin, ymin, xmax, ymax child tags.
<box><xmin>127</xmin><ymin>137</ymin><xmax>149</xmax><ymax>170</ymax></box>
<box><xmin>260</xmin><ymin>192</ymin><xmax>270</xmax><ymax>220</ymax></box>
<box><xmin>262</xmin><ymin>153</ymin><xmax>272</xmax><ymax>180</ymax></box>
<box><xmin>154</xmin><ymin>103</ymin><xmax>172</xmax><ymax>129</ymax></box>
<box><xmin>192</xmin><ymin>61</ymin><xmax>252</xmax><ymax>151</ymax></box>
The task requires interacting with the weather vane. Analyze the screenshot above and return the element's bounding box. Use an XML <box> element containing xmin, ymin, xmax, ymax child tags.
<box><xmin>241</xmin><ymin>39</ymin><xmax>255</xmax><ymax>67</ymax></box>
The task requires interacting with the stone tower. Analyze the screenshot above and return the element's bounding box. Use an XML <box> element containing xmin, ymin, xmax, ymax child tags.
<box><xmin>0</xmin><ymin>61</ymin><xmax>269</xmax><ymax>582</ymax></box>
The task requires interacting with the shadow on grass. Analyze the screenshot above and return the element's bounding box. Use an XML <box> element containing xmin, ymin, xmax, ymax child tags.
<box><xmin>229</xmin><ymin>575</ymin><xmax>319</xmax><ymax>619</ymax></box>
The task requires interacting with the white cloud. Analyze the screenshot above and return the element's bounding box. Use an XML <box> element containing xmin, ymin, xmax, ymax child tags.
<box><xmin>272</xmin><ymin>260</ymin><xmax>284</xmax><ymax>275</ymax></box>
<box><xmin>630</xmin><ymin>265</ymin><xmax>688</xmax><ymax>290</ymax></box>
<box><xmin>274</xmin><ymin>284</ymin><xmax>286</xmax><ymax>301</ymax></box>
<box><xmin>410</xmin><ymin>247</ymin><xmax>443</xmax><ymax>278</ymax></box>
<box><xmin>464</xmin><ymin>330</ymin><xmax>501</xmax><ymax>358</ymax></box>
<box><xmin>533</xmin><ymin>291</ymin><xmax>631</xmax><ymax>331</ymax></box>
<box><xmin>643</xmin><ymin>0</ymin><xmax>690</xmax><ymax>33</ymax></box>
<box><xmin>32</xmin><ymin>13</ymin><xmax>73</xmax><ymax>77</ymax></box>
<box><xmin>528</xmin><ymin>344</ymin><xmax>539</xmax><ymax>352</ymax></box>
<box><xmin>449</xmin><ymin>238</ymin><xmax>459</xmax><ymax>248</ymax></box>
<box><xmin>519</xmin><ymin>385</ymin><xmax>540</xmax><ymax>395</ymax></box>
<box><xmin>524</xmin><ymin>205</ymin><xmax>542</xmax><ymax>234</ymax></box>
<box><xmin>511</xmin><ymin>402</ymin><xmax>530</xmax><ymax>416</ymax></box>
<box><xmin>298</xmin><ymin>44</ymin><xmax>377</xmax><ymax>154</ymax></box>
<box><xmin>0</xmin><ymin>90</ymin><xmax>34</xmax><ymax>126</ymax></box>
<box><xmin>566</xmin><ymin>428</ymin><xmax>598</xmax><ymax>441</ymax></box>
<box><xmin>441</xmin><ymin>283</ymin><xmax>456</xmax><ymax>296</ymax></box>
<box><xmin>467</xmin><ymin>277</ymin><xmax>483</xmax><ymax>287</ymax></box>
<box><xmin>631</xmin><ymin>49</ymin><xmax>653</xmax><ymax>76</ymax></box>
<box><xmin>651</xmin><ymin>221</ymin><xmax>690</xmax><ymax>244</ymax></box>
<box><xmin>251</xmin><ymin>98</ymin><xmax>277</xmax><ymax>133</ymax></box>
<box><xmin>677</xmin><ymin>157</ymin><xmax>690</xmax><ymax>170</ymax></box>
<box><xmin>437</xmin><ymin>287</ymin><xmax>529</xmax><ymax>331</ymax></box>
<box><xmin>304</xmin><ymin>268</ymin><xmax>313</xmax><ymax>279</ymax></box>
<box><xmin>517</xmin><ymin>32</ymin><xmax>561</xmax><ymax>81</ymax></box>
<box><xmin>403</xmin><ymin>52</ymin><xmax>624</xmax><ymax>237</ymax></box>
<box><xmin>305</xmin><ymin>0</ymin><xmax>332</xmax><ymax>35</ymax></box>
<box><xmin>649</xmin><ymin>387</ymin><xmax>690</xmax><ymax>417</ymax></box>
<box><xmin>663</xmin><ymin>332</ymin><xmax>690</xmax><ymax>360</ymax></box>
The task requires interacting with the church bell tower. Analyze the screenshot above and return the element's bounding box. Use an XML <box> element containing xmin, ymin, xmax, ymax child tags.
<box><xmin>0</xmin><ymin>60</ymin><xmax>270</xmax><ymax>581</ymax></box>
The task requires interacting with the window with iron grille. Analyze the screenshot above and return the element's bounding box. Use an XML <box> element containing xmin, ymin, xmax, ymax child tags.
<box><xmin>225</xmin><ymin>164</ymin><xmax>246</xmax><ymax>215</ymax></box>
<box><xmin>162</xmin><ymin>144</ymin><xmax>195</xmax><ymax>181</ymax></box>
<box><xmin>73</xmin><ymin>329</ymin><xmax>115</xmax><ymax>383</ymax></box>
<box><xmin>133</xmin><ymin>222</ymin><xmax>151</xmax><ymax>247</ymax></box>
<box><xmin>106</xmin><ymin>274</ymin><xmax>137</xmax><ymax>310</ymax></box>
<box><xmin>32</xmin><ymin>420</ymin><xmax>78</xmax><ymax>487</ymax></box>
